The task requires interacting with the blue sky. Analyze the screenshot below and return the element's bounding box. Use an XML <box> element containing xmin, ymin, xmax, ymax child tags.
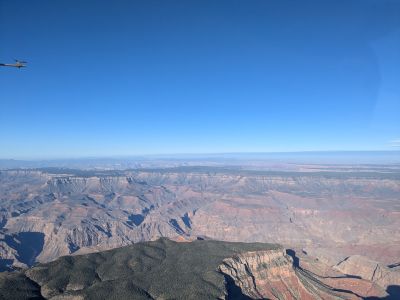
<box><xmin>1</xmin><ymin>0</ymin><xmax>399</xmax><ymax>158</ymax></box>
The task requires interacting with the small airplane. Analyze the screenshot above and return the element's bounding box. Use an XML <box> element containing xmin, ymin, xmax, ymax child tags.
<box><xmin>0</xmin><ymin>59</ymin><xmax>27</xmax><ymax>68</ymax></box>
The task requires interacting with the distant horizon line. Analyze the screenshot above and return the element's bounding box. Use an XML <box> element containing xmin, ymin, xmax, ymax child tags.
<box><xmin>1</xmin><ymin>150</ymin><xmax>399</xmax><ymax>161</ymax></box>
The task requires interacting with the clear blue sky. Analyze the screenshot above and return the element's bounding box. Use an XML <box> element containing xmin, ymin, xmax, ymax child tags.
<box><xmin>1</xmin><ymin>0</ymin><xmax>399</xmax><ymax>158</ymax></box>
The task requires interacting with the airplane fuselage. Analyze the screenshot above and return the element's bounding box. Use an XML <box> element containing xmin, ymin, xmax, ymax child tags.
<box><xmin>0</xmin><ymin>63</ymin><xmax>26</xmax><ymax>68</ymax></box>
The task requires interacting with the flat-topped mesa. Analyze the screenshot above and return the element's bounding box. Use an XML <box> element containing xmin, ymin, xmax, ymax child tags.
<box><xmin>0</xmin><ymin>238</ymin><xmax>391</xmax><ymax>299</ymax></box>
<box><xmin>219</xmin><ymin>249</ymin><xmax>359</xmax><ymax>300</ymax></box>
<box><xmin>3</xmin><ymin>239</ymin><xmax>283</xmax><ymax>299</ymax></box>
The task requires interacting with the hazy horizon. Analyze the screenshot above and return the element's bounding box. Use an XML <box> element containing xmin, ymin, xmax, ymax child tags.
<box><xmin>0</xmin><ymin>149</ymin><xmax>399</xmax><ymax>159</ymax></box>
<box><xmin>1</xmin><ymin>150</ymin><xmax>399</xmax><ymax>169</ymax></box>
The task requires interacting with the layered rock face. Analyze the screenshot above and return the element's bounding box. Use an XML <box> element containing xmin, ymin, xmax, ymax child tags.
<box><xmin>220</xmin><ymin>249</ymin><xmax>306</xmax><ymax>299</ymax></box>
<box><xmin>219</xmin><ymin>249</ymin><xmax>361</xmax><ymax>300</ymax></box>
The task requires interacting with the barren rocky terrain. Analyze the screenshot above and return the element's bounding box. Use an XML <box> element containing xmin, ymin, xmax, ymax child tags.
<box><xmin>0</xmin><ymin>164</ymin><xmax>399</xmax><ymax>298</ymax></box>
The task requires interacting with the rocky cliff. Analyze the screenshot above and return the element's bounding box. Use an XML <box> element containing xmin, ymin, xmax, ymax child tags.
<box><xmin>219</xmin><ymin>249</ymin><xmax>361</xmax><ymax>300</ymax></box>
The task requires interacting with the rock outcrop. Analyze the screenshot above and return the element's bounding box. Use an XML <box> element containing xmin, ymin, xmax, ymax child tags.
<box><xmin>219</xmin><ymin>249</ymin><xmax>360</xmax><ymax>300</ymax></box>
<box><xmin>334</xmin><ymin>255</ymin><xmax>400</xmax><ymax>291</ymax></box>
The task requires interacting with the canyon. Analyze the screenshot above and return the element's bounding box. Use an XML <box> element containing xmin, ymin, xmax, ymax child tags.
<box><xmin>0</xmin><ymin>164</ymin><xmax>399</xmax><ymax>298</ymax></box>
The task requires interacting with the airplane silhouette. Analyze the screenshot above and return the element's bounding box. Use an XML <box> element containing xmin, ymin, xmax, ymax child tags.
<box><xmin>0</xmin><ymin>59</ymin><xmax>27</xmax><ymax>68</ymax></box>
